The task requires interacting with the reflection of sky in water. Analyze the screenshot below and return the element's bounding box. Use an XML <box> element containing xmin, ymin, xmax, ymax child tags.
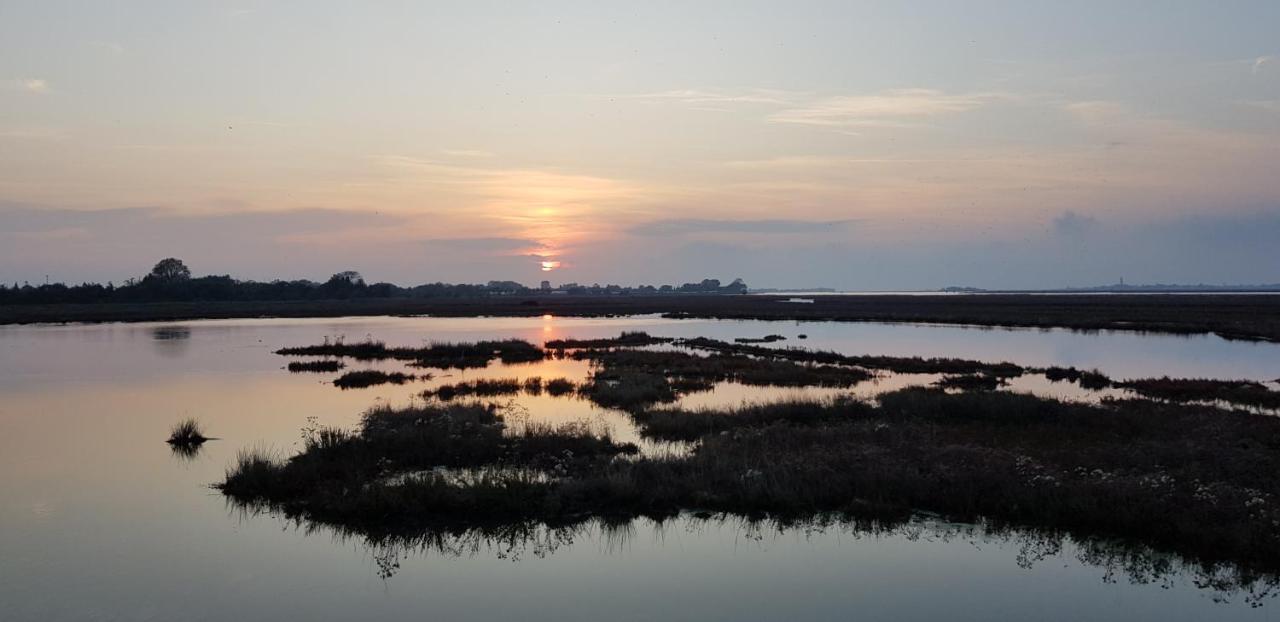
<box><xmin>0</xmin><ymin>316</ymin><xmax>1277</xmax><ymax>620</ymax></box>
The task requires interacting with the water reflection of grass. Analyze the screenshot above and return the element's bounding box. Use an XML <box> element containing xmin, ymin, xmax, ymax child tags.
<box><xmin>329</xmin><ymin>513</ymin><xmax>1279</xmax><ymax>607</ymax></box>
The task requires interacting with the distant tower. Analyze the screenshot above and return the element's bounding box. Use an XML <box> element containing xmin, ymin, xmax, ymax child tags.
<box><xmin>540</xmin><ymin>280</ymin><xmax>551</xmax><ymax>292</ymax></box>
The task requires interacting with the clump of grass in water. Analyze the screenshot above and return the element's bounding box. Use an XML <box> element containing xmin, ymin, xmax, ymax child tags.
<box><xmin>287</xmin><ymin>360</ymin><xmax>345</xmax><ymax>373</ymax></box>
<box><xmin>332</xmin><ymin>370</ymin><xmax>418</xmax><ymax>389</ymax></box>
<box><xmin>277</xmin><ymin>337</ymin><xmax>545</xmax><ymax>368</ymax></box>
<box><xmin>570</xmin><ymin>348</ymin><xmax>873</xmax><ymax>389</ymax></box>
<box><xmin>523</xmin><ymin>377</ymin><xmax>544</xmax><ymax>396</ymax></box>
<box><xmin>167</xmin><ymin>418</ymin><xmax>210</xmax><ymax>448</ymax></box>
<box><xmin>427</xmin><ymin>378</ymin><xmax>522</xmax><ymax>401</ymax></box>
<box><xmin>544</xmin><ymin>331</ymin><xmax>673</xmax><ymax>350</ymax></box>
<box><xmin>935</xmin><ymin>374</ymin><xmax>1007</xmax><ymax>392</ymax></box>
<box><xmin>1042</xmin><ymin>366</ymin><xmax>1112</xmax><ymax>389</ymax></box>
<box><xmin>1119</xmin><ymin>377</ymin><xmax>1280</xmax><ymax>409</ymax></box>
<box><xmin>675</xmin><ymin>336</ymin><xmax>1024</xmax><ymax>377</ymax></box>
<box><xmin>733</xmin><ymin>334</ymin><xmax>786</xmax><ymax>344</ymax></box>
<box><xmin>544</xmin><ymin>378</ymin><xmax>577</xmax><ymax>396</ymax></box>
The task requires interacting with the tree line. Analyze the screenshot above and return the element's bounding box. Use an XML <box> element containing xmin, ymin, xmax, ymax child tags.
<box><xmin>0</xmin><ymin>258</ymin><xmax>748</xmax><ymax>305</ymax></box>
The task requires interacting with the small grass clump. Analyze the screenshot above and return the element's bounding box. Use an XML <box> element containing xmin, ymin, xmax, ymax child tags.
<box><xmin>523</xmin><ymin>377</ymin><xmax>544</xmax><ymax>395</ymax></box>
<box><xmin>544</xmin><ymin>378</ymin><xmax>577</xmax><ymax>396</ymax></box>
<box><xmin>544</xmin><ymin>331</ymin><xmax>673</xmax><ymax>350</ymax></box>
<box><xmin>428</xmin><ymin>378</ymin><xmax>523</xmax><ymax>401</ymax></box>
<box><xmin>1119</xmin><ymin>377</ymin><xmax>1280</xmax><ymax>409</ymax></box>
<box><xmin>734</xmin><ymin>334</ymin><xmax>786</xmax><ymax>343</ymax></box>
<box><xmin>332</xmin><ymin>370</ymin><xmax>417</xmax><ymax>389</ymax></box>
<box><xmin>935</xmin><ymin>374</ymin><xmax>1007</xmax><ymax>392</ymax></box>
<box><xmin>287</xmin><ymin>360</ymin><xmax>345</xmax><ymax>373</ymax></box>
<box><xmin>1043</xmin><ymin>366</ymin><xmax>1112</xmax><ymax>389</ymax></box>
<box><xmin>167</xmin><ymin>418</ymin><xmax>209</xmax><ymax>445</ymax></box>
<box><xmin>580</xmin><ymin>372</ymin><xmax>679</xmax><ymax>409</ymax></box>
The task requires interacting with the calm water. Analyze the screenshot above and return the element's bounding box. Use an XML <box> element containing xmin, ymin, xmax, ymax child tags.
<box><xmin>1</xmin><ymin>315</ymin><xmax>1278</xmax><ymax>621</ymax></box>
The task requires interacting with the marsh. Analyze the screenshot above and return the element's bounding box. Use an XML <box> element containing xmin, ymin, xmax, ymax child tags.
<box><xmin>2</xmin><ymin>314</ymin><xmax>1280</xmax><ymax>620</ymax></box>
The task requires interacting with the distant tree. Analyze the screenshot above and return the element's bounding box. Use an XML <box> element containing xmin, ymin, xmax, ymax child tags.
<box><xmin>327</xmin><ymin>271</ymin><xmax>364</xmax><ymax>286</ymax></box>
<box><xmin>149</xmin><ymin>258</ymin><xmax>191</xmax><ymax>283</ymax></box>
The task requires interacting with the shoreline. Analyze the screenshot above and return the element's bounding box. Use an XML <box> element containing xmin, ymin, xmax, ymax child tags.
<box><xmin>2</xmin><ymin>293</ymin><xmax>1279</xmax><ymax>342</ymax></box>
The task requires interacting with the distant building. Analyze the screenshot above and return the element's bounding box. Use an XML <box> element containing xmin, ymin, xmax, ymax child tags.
<box><xmin>540</xmin><ymin>280</ymin><xmax>551</xmax><ymax>291</ymax></box>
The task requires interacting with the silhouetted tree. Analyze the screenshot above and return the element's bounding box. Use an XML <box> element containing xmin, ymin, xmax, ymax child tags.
<box><xmin>328</xmin><ymin>271</ymin><xmax>364</xmax><ymax>286</ymax></box>
<box><xmin>149</xmin><ymin>258</ymin><xmax>191</xmax><ymax>283</ymax></box>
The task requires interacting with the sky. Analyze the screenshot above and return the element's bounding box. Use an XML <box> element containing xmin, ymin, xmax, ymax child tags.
<box><xmin>2</xmin><ymin>1</ymin><xmax>1278</xmax><ymax>289</ymax></box>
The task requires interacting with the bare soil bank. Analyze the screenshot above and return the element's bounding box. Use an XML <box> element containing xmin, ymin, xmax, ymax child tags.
<box><xmin>3</xmin><ymin>294</ymin><xmax>1279</xmax><ymax>341</ymax></box>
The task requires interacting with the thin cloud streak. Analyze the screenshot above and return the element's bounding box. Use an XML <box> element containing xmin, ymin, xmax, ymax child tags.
<box><xmin>629</xmin><ymin>218</ymin><xmax>857</xmax><ymax>236</ymax></box>
<box><xmin>769</xmin><ymin>89</ymin><xmax>1007</xmax><ymax>128</ymax></box>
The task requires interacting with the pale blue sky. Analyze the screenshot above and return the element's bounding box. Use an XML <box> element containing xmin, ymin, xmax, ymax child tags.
<box><xmin>2</xmin><ymin>1</ymin><xmax>1278</xmax><ymax>288</ymax></box>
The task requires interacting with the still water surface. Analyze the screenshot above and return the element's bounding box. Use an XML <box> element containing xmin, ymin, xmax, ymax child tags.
<box><xmin>1</xmin><ymin>315</ymin><xmax>1278</xmax><ymax>621</ymax></box>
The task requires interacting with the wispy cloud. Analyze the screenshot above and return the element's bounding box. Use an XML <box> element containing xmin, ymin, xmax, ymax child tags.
<box><xmin>769</xmin><ymin>89</ymin><xmax>1002</xmax><ymax>129</ymax></box>
<box><xmin>629</xmin><ymin>218</ymin><xmax>856</xmax><ymax>236</ymax></box>
<box><xmin>5</xmin><ymin>78</ymin><xmax>49</xmax><ymax>94</ymax></box>
<box><xmin>1253</xmin><ymin>55</ymin><xmax>1274</xmax><ymax>74</ymax></box>
<box><xmin>439</xmin><ymin>149</ymin><xmax>494</xmax><ymax>158</ymax></box>
<box><xmin>598</xmin><ymin>86</ymin><xmax>1006</xmax><ymax>132</ymax></box>
<box><xmin>606</xmin><ymin>88</ymin><xmax>797</xmax><ymax>106</ymax></box>
<box><xmin>722</xmin><ymin>155</ymin><xmax>951</xmax><ymax>169</ymax></box>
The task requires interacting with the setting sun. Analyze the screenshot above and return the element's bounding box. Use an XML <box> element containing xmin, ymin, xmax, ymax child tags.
<box><xmin>540</xmin><ymin>261</ymin><xmax>560</xmax><ymax>272</ymax></box>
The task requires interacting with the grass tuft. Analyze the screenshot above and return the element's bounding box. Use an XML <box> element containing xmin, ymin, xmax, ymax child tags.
<box><xmin>167</xmin><ymin>418</ymin><xmax>208</xmax><ymax>445</ymax></box>
<box><xmin>332</xmin><ymin>370</ymin><xmax>417</xmax><ymax>389</ymax></box>
<box><xmin>287</xmin><ymin>360</ymin><xmax>345</xmax><ymax>373</ymax></box>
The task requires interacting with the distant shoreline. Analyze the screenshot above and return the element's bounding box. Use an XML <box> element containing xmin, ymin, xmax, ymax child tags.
<box><xmin>3</xmin><ymin>293</ymin><xmax>1279</xmax><ymax>343</ymax></box>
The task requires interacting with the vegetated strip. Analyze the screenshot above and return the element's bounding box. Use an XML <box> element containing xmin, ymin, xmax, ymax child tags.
<box><xmin>221</xmin><ymin>389</ymin><xmax>1280</xmax><ymax>576</ymax></box>
<box><xmin>544</xmin><ymin>331</ymin><xmax>675</xmax><ymax>349</ymax></box>
<box><xmin>1117</xmin><ymin>377</ymin><xmax>1280</xmax><ymax>409</ymax></box>
<box><xmin>287</xmin><ymin>360</ymin><xmax>344</xmax><ymax>373</ymax></box>
<box><xmin>276</xmin><ymin>338</ymin><xmax>545</xmax><ymax>368</ymax></box>
<box><xmin>8</xmin><ymin>294</ymin><xmax>1280</xmax><ymax>343</ymax></box>
<box><xmin>673</xmin><ymin>337</ymin><xmax>1025</xmax><ymax>376</ymax></box>
<box><xmin>332</xmin><ymin>370</ymin><xmax>419</xmax><ymax>389</ymax></box>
